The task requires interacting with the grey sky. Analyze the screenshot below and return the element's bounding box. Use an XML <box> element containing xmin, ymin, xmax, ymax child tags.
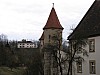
<box><xmin>0</xmin><ymin>0</ymin><xmax>95</xmax><ymax>40</ymax></box>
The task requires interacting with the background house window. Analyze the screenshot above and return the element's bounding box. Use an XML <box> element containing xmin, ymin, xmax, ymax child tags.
<box><xmin>77</xmin><ymin>60</ymin><xmax>82</xmax><ymax>73</ymax></box>
<box><xmin>89</xmin><ymin>39</ymin><xmax>95</xmax><ymax>52</ymax></box>
<box><xmin>89</xmin><ymin>60</ymin><xmax>96</xmax><ymax>74</ymax></box>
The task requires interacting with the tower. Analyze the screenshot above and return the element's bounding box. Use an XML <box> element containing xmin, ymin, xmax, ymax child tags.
<box><xmin>39</xmin><ymin>4</ymin><xmax>63</xmax><ymax>75</ymax></box>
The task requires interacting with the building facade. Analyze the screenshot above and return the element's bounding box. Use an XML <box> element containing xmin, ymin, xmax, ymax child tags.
<box><xmin>17</xmin><ymin>39</ymin><xmax>37</xmax><ymax>48</ymax></box>
<box><xmin>39</xmin><ymin>6</ymin><xmax>63</xmax><ymax>75</ymax></box>
<box><xmin>68</xmin><ymin>0</ymin><xmax>100</xmax><ymax>75</ymax></box>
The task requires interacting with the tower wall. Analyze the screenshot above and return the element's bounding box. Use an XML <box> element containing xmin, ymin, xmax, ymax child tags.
<box><xmin>44</xmin><ymin>29</ymin><xmax>63</xmax><ymax>44</ymax></box>
<box><xmin>43</xmin><ymin>28</ymin><xmax>63</xmax><ymax>75</ymax></box>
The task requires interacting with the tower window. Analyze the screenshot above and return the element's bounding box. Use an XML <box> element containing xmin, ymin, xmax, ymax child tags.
<box><xmin>49</xmin><ymin>35</ymin><xmax>51</xmax><ymax>42</ymax></box>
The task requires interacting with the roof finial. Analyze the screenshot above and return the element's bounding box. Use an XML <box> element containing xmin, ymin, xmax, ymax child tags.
<box><xmin>52</xmin><ymin>3</ymin><xmax>54</xmax><ymax>8</ymax></box>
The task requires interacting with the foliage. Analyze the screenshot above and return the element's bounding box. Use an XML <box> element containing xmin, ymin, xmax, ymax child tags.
<box><xmin>0</xmin><ymin>34</ymin><xmax>42</xmax><ymax>75</ymax></box>
<box><xmin>66</xmin><ymin>38</ymin><xmax>88</xmax><ymax>75</ymax></box>
<box><xmin>42</xmin><ymin>30</ymin><xmax>88</xmax><ymax>75</ymax></box>
<box><xmin>42</xmin><ymin>31</ymin><xmax>64</xmax><ymax>75</ymax></box>
<box><xmin>16</xmin><ymin>48</ymin><xmax>43</xmax><ymax>75</ymax></box>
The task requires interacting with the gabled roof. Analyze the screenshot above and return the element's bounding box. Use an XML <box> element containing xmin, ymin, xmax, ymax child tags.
<box><xmin>18</xmin><ymin>41</ymin><xmax>32</xmax><ymax>43</ymax></box>
<box><xmin>18</xmin><ymin>40</ymin><xmax>33</xmax><ymax>43</ymax></box>
<box><xmin>43</xmin><ymin>7</ymin><xmax>63</xmax><ymax>30</ymax></box>
<box><xmin>39</xmin><ymin>32</ymin><xmax>44</xmax><ymax>40</ymax></box>
<box><xmin>68</xmin><ymin>0</ymin><xmax>100</xmax><ymax>40</ymax></box>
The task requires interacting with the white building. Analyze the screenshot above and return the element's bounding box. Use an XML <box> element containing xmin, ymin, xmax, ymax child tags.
<box><xmin>17</xmin><ymin>39</ymin><xmax>37</xmax><ymax>48</ymax></box>
<box><xmin>68</xmin><ymin>0</ymin><xmax>100</xmax><ymax>75</ymax></box>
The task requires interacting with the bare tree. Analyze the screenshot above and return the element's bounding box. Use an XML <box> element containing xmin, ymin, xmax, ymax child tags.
<box><xmin>66</xmin><ymin>39</ymin><xmax>88</xmax><ymax>75</ymax></box>
<box><xmin>42</xmin><ymin>30</ymin><xmax>64</xmax><ymax>75</ymax></box>
<box><xmin>42</xmin><ymin>30</ymin><xmax>88</xmax><ymax>75</ymax></box>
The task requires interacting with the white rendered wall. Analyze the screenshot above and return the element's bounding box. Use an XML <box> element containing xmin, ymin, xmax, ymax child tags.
<box><xmin>17</xmin><ymin>43</ymin><xmax>36</xmax><ymax>48</ymax></box>
<box><xmin>75</xmin><ymin>36</ymin><xmax>100</xmax><ymax>75</ymax></box>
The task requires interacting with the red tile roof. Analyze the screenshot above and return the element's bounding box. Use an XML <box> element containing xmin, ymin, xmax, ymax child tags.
<box><xmin>68</xmin><ymin>0</ymin><xmax>100</xmax><ymax>40</ymax></box>
<box><xmin>43</xmin><ymin>7</ymin><xmax>63</xmax><ymax>30</ymax></box>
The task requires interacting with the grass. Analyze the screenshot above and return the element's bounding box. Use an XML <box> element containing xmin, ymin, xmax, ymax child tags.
<box><xmin>0</xmin><ymin>67</ymin><xmax>26</xmax><ymax>75</ymax></box>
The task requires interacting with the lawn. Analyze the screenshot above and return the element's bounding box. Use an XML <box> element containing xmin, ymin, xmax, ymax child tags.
<box><xmin>0</xmin><ymin>67</ymin><xmax>26</xmax><ymax>75</ymax></box>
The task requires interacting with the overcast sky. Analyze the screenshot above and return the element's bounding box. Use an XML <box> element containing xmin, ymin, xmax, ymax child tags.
<box><xmin>0</xmin><ymin>0</ymin><xmax>95</xmax><ymax>41</ymax></box>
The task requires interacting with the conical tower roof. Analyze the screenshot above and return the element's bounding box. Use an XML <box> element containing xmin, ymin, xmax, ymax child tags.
<box><xmin>43</xmin><ymin>7</ymin><xmax>63</xmax><ymax>30</ymax></box>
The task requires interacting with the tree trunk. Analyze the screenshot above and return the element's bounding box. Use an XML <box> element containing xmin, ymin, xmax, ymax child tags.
<box><xmin>67</xmin><ymin>46</ymin><xmax>76</xmax><ymax>75</ymax></box>
<box><xmin>58</xmin><ymin>58</ymin><xmax>63</xmax><ymax>75</ymax></box>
